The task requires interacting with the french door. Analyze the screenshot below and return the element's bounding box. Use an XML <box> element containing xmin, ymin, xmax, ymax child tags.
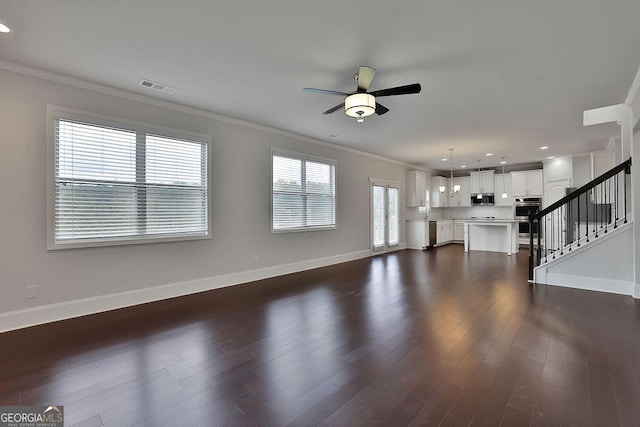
<box><xmin>371</xmin><ymin>179</ymin><xmax>400</xmax><ymax>253</ymax></box>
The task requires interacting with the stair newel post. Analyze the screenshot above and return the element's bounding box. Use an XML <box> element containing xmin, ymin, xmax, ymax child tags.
<box><xmin>528</xmin><ymin>211</ymin><xmax>535</xmax><ymax>281</ymax></box>
<box><xmin>537</xmin><ymin>217</ymin><xmax>542</xmax><ymax>267</ymax></box>
<box><xmin>624</xmin><ymin>164</ymin><xmax>629</xmax><ymax>224</ymax></box>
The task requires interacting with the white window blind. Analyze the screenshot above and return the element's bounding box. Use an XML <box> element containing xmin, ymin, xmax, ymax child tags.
<box><xmin>51</xmin><ymin>111</ymin><xmax>209</xmax><ymax>248</ymax></box>
<box><xmin>272</xmin><ymin>150</ymin><xmax>336</xmax><ymax>232</ymax></box>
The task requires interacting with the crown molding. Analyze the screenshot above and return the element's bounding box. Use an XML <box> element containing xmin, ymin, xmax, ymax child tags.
<box><xmin>0</xmin><ymin>59</ymin><xmax>425</xmax><ymax>170</ymax></box>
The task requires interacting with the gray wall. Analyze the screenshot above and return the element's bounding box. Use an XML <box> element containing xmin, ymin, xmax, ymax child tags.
<box><xmin>0</xmin><ymin>68</ymin><xmax>412</xmax><ymax>316</ymax></box>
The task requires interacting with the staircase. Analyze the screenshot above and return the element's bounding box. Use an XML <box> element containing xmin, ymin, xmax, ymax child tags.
<box><xmin>529</xmin><ymin>158</ymin><xmax>633</xmax><ymax>294</ymax></box>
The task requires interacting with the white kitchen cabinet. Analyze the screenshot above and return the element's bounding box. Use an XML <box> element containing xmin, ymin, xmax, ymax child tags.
<box><xmin>431</xmin><ymin>176</ymin><xmax>448</xmax><ymax>208</ymax></box>
<box><xmin>453</xmin><ymin>221</ymin><xmax>465</xmax><ymax>241</ymax></box>
<box><xmin>470</xmin><ymin>170</ymin><xmax>495</xmax><ymax>194</ymax></box>
<box><xmin>406</xmin><ymin>220</ymin><xmax>428</xmax><ymax>249</ymax></box>
<box><xmin>449</xmin><ymin>176</ymin><xmax>471</xmax><ymax>207</ymax></box>
<box><xmin>512</xmin><ymin>170</ymin><xmax>543</xmax><ymax>197</ymax></box>
<box><xmin>494</xmin><ymin>173</ymin><xmax>513</xmax><ymax>206</ymax></box>
<box><xmin>406</xmin><ymin>170</ymin><xmax>427</xmax><ymax>207</ymax></box>
<box><xmin>436</xmin><ymin>220</ymin><xmax>453</xmax><ymax>245</ymax></box>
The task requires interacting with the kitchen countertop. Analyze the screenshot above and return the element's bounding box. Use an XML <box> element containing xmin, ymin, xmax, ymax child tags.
<box><xmin>463</xmin><ymin>219</ymin><xmax>518</xmax><ymax>223</ymax></box>
<box><xmin>406</xmin><ymin>218</ymin><xmax>518</xmax><ymax>223</ymax></box>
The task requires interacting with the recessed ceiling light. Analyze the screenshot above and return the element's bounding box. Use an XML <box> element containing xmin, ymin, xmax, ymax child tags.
<box><xmin>485</xmin><ymin>153</ymin><xmax>493</xmax><ymax>156</ymax></box>
<box><xmin>441</xmin><ymin>158</ymin><xmax>448</xmax><ymax>161</ymax></box>
<box><xmin>499</xmin><ymin>160</ymin><xmax>507</xmax><ymax>164</ymax></box>
<box><xmin>460</xmin><ymin>165</ymin><xmax>467</xmax><ymax>168</ymax></box>
<box><xmin>547</xmin><ymin>156</ymin><xmax>555</xmax><ymax>159</ymax></box>
<box><xmin>540</xmin><ymin>146</ymin><xmax>549</xmax><ymax>150</ymax></box>
<box><xmin>328</xmin><ymin>134</ymin><xmax>340</xmax><ymax>139</ymax></box>
<box><xmin>0</xmin><ymin>22</ymin><xmax>10</xmax><ymax>33</ymax></box>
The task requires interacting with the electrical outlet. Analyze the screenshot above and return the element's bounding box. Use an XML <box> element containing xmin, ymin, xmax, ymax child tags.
<box><xmin>252</xmin><ymin>255</ymin><xmax>258</xmax><ymax>264</ymax></box>
<box><xmin>26</xmin><ymin>285</ymin><xmax>37</xmax><ymax>299</ymax></box>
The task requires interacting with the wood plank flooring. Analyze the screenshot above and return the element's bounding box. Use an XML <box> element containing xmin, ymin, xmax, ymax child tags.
<box><xmin>2</xmin><ymin>245</ymin><xmax>640</xmax><ymax>426</ymax></box>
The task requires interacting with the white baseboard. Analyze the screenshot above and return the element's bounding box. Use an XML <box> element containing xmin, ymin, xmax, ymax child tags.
<box><xmin>635</xmin><ymin>283</ymin><xmax>640</xmax><ymax>299</ymax></box>
<box><xmin>544</xmin><ymin>272</ymin><xmax>634</xmax><ymax>296</ymax></box>
<box><xmin>0</xmin><ymin>249</ymin><xmax>372</xmax><ymax>333</ymax></box>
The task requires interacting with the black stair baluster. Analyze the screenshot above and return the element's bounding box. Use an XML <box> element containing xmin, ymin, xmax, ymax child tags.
<box><xmin>600</xmin><ymin>182</ymin><xmax>604</xmax><ymax>229</ymax></box>
<box><xmin>552</xmin><ymin>212</ymin><xmax>555</xmax><ymax>260</ymax></box>
<box><xmin>585</xmin><ymin>187</ymin><xmax>589</xmax><ymax>243</ymax></box>
<box><xmin>591</xmin><ymin>186</ymin><xmax>598</xmax><ymax>239</ymax></box>
<box><xmin>560</xmin><ymin>206</ymin><xmax>564</xmax><ymax>256</ymax></box>
<box><xmin>577</xmin><ymin>191</ymin><xmax>581</xmax><ymax>247</ymax></box>
<box><xmin>613</xmin><ymin>173</ymin><xmax>620</xmax><ymax>229</ymax></box>
<box><xmin>604</xmin><ymin>177</ymin><xmax>608</xmax><ymax>233</ymax></box>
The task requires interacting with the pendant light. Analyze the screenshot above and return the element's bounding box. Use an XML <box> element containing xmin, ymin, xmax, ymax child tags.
<box><xmin>476</xmin><ymin>159</ymin><xmax>482</xmax><ymax>199</ymax></box>
<box><xmin>501</xmin><ymin>157</ymin><xmax>508</xmax><ymax>199</ymax></box>
<box><xmin>449</xmin><ymin>148</ymin><xmax>460</xmax><ymax>196</ymax></box>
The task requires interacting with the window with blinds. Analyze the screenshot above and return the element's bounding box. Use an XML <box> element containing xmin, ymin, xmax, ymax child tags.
<box><xmin>48</xmin><ymin>108</ymin><xmax>210</xmax><ymax>248</ymax></box>
<box><xmin>271</xmin><ymin>149</ymin><xmax>336</xmax><ymax>232</ymax></box>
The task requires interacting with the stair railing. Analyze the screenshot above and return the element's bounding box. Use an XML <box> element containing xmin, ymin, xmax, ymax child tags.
<box><xmin>528</xmin><ymin>157</ymin><xmax>632</xmax><ymax>281</ymax></box>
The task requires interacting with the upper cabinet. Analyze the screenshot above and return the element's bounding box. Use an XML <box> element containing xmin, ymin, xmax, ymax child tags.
<box><xmin>450</xmin><ymin>176</ymin><xmax>471</xmax><ymax>207</ymax></box>
<box><xmin>431</xmin><ymin>176</ymin><xmax>448</xmax><ymax>208</ymax></box>
<box><xmin>512</xmin><ymin>170</ymin><xmax>543</xmax><ymax>197</ymax></box>
<box><xmin>494</xmin><ymin>173</ymin><xmax>513</xmax><ymax>206</ymax></box>
<box><xmin>406</xmin><ymin>171</ymin><xmax>427</xmax><ymax>207</ymax></box>
<box><xmin>469</xmin><ymin>170</ymin><xmax>495</xmax><ymax>194</ymax></box>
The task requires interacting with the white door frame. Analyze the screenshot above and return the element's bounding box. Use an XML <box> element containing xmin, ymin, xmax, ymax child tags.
<box><xmin>369</xmin><ymin>178</ymin><xmax>401</xmax><ymax>255</ymax></box>
<box><xmin>544</xmin><ymin>177</ymin><xmax>572</xmax><ymax>252</ymax></box>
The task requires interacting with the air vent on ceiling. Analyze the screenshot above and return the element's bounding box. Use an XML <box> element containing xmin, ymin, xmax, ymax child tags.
<box><xmin>138</xmin><ymin>79</ymin><xmax>177</xmax><ymax>94</ymax></box>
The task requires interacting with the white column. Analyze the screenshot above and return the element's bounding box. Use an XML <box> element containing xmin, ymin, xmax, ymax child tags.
<box><xmin>631</xmin><ymin>119</ymin><xmax>640</xmax><ymax>298</ymax></box>
<box><xmin>463</xmin><ymin>222</ymin><xmax>469</xmax><ymax>252</ymax></box>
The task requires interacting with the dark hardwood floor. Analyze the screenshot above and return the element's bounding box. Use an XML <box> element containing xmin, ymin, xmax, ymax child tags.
<box><xmin>2</xmin><ymin>245</ymin><xmax>640</xmax><ymax>426</ymax></box>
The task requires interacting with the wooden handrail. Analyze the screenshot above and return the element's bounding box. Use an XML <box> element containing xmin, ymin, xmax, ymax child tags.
<box><xmin>528</xmin><ymin>157</ymin><xmax>631</xmax><ymax>281</ymax></box>
<box><xmin>534</xmin><ymin>157</ymin><xmax>631</xmax><ymax>221</ymax></box>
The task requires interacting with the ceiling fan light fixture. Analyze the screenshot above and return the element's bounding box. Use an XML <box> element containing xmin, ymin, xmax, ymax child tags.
<box><xmin>344</xmin><ymin>93</ymin><xmax>376</xmax><ymax>118</ymax></box>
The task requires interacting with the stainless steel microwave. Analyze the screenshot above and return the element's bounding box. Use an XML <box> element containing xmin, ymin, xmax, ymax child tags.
<box><xmin>471</xmin><ymin>194</ymin><xmax>494</xmax><ymax>206</ymax></box>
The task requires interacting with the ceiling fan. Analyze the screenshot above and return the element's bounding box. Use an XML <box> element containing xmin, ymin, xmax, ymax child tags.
<box><xmin>303</xmin><ymin>66</ymin><xmax>421</xmax><ymax>123</ymax></box>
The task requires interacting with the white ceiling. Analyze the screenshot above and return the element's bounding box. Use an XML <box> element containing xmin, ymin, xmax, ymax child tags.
<box><xmin>1</xmin><ymin>1</ymin><xmax>639</xmax><ymax>170</ymax></box>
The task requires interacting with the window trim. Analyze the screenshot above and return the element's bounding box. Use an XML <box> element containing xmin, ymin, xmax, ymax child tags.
<box><xmin>46</xmin><ymin>105</ymin><xmax>212</xmax><ymax>250</ymax></box>
<box><xmin>270</xmin><ymin>147</ymin><xmax>337</xmax><ymax>234</ymax></box>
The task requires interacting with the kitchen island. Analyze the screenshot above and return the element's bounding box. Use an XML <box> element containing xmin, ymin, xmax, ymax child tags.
<box><xmin>463</xmin><ymin>219</ymin><xmax>519</xmax><ymax>255</ymax></box>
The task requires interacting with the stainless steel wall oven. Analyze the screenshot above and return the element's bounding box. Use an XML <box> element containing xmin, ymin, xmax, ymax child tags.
<box><xmin>514</xmin><ymin>198</ymin><xmax>542</xmax><ymax>241</ymax></box>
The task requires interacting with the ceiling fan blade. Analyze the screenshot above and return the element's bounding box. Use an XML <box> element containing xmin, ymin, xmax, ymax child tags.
<box><xmin>323</xmin><ymin>103</ymin><xmax>344</xmax><ymax>114</ymax></box>
<box><xmin>303</xmin><ymin>87</ymin><xmax>350</xmax><ymax>96</ymax></box>
<box><xmin>375</xmin><ymin>103</ymin><xmax>389</xmax><ymax>115</ymax></box>
<box><xmin>357</xmin><ymin>66</ymin><xmax>376</xmax><ymax>92</ymax></box>
<box><xmin>369</xmin><ymin>83</ymin><xmax>421</xmax><ymax>97</ymax></box>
